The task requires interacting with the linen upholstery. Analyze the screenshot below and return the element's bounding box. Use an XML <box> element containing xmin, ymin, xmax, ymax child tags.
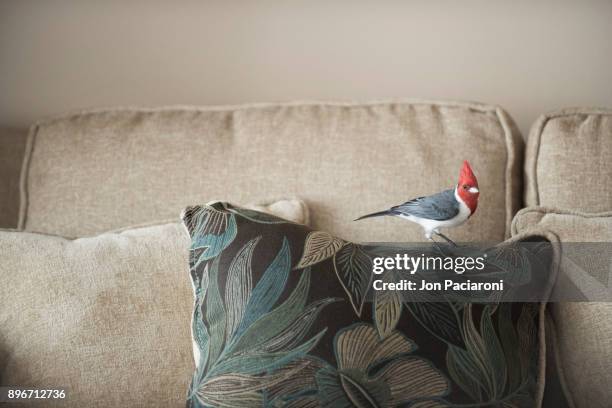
<box><xmin>524</xmin><ymin>108</ymin><xmax>612</xmax><ymax>211</ymax></box>
<box><xmin>512</xmin><ymin>207</ymin><xmax>612</xmax><ymax>408</ymax></box>
<box><xmin>0</xmin><ymin>200</ymin><xmax>307</xmax><ymax>407</ymax></box>
<box><xmin>19</xmin><ymin>101</ymin><xmax>523</xmax><ymax>241</ymax></box>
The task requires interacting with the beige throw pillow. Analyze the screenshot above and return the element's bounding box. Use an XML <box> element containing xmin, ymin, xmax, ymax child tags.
<box><xmin>0</xmin><ymin>199</ymin><xmax>308</xmax><ymax>407</ymax></box>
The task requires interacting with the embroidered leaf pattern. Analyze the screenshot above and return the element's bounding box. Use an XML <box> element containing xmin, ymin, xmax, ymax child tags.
<box><xmin>186</xmin><ymin>216</ymin><xmax>337</xmax><ymax>406</ymax></box>
<box><xmin>319</xmin><ymin>324</ymin><xmax>449</xmax><ymax>407</ymax></box>
<box><xmin>481</xmin><ymin>307</ymin><xmax>507</xmax><ymax>398</ymax></box>
<box><xmin>403</xmin><ymin>300</ymin><xmax>463</xmax><ymax>346</ymax></box>
<box><xmin>445</xmin><ymin>303</ymin><xmax>536</xmax><ymax>406</ymax></box>
<box><xmin>185</xmin><ymin>205</ymin><xmax>237</xmax><ymax>268</ymax></box>
<box><xmin>296</xmin><ymin>231</ymin><xmax>344</xmax><ymax>268</ymax></box>
<box><xmin>224</xmin><ymin>238</ymin><xmax>258</xmax><ymax>342</ymax></box>
<box><xmin>333</xmin><ymin>243</ymin><xmax>373</xmax><ymax>316</ymax></box>
<box><xmin>498</xmin><ymin>303</ymin><xmax>522</xmax><ymax>392</ymax></box>
<box><xmin>195</xmin><ymin>363</ymin><xmax>308</xmax><ymax>407</ymax></box>
<box><xmin>204</xmin><ymin>257</ymin><xmax>226</xmax><ymax>371</ymax></box>
<box><xmin>374</xmin><ymin>271</ymin><xmax>403</xmax><ymax>338</ymax></box>
<box><xmin>230</xmin><ymin>269</ymin><xmax>341</xmax><ymax>355</ymax></box>
<box><xmin>447</xmin><ymin>344</ymin><xmax>484</xmax><ymax>401</ymax></box>
<box><xmin>232</xmin><ymin>238</ymin><xmax>292</xmax><ymax>340</ymax></box>
<box><xmin>485</xmin><ymin>242</ymin><xmax>532</xmax><ymax>287</ymax></box>
<box><xmin>265</xmin><ymin>357</ymin><xmax>326</xmax><ymax>404</ymax></box>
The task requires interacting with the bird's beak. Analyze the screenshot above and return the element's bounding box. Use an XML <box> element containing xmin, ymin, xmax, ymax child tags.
<box><xmin>469</xmin><ymin>187</ymin><xmax>479</xmax><ymax>193</ymax></box>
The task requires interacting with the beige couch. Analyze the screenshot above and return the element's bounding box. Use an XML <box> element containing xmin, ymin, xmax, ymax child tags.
<box><xmin>1</xmin><ymin>100</ymin><xmax>610</xmax><ymax>406</ymax></box>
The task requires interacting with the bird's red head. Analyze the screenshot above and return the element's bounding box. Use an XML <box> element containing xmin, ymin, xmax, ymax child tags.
<box><xmin>457</xmin><ymin>160</ymin><xmax>479</xmax><ymax>214</ymax></box>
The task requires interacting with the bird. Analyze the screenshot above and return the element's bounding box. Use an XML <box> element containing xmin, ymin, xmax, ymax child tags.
<box><xmin>354</xmin><ymin>160</ymin><xmax>479</xmax><ymax>246</ymax></box>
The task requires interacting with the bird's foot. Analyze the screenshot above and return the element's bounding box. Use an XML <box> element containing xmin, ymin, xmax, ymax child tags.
<box><xmin>428</xmin><ymin>238</ymin><xmax>447</xmax><ymax>256</ymax></box>
<box><xmin>435</xmin><ymin>232</ymin><xmax>458</xmax><ymax>247</ymax></box>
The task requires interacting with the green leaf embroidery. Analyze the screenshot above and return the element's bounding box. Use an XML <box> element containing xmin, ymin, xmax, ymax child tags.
<box><xmin>204</xmin><ymin>257</ymin><xmax>226</xmax><ymax>372</ymax></box>
<box><xmin>189</xmin><ymin>236</ymin><xmax>338</xmax><ymax>407</ymax></box>
<box><xmin>213</xmin><ymin>329</ymin><xmax>327</xmax><ymax>376</ymax></box>
<box><xmin>233</xmin><ymin>238</ymin><xmax>292</xmax><ymax>339</ymax></box>
<box><xmin>192</xmin><ymin>264</ymin><xmax>211</xmax><ymax>372</ymax></box>
<box><xmin>230</xmin><ymin>269</ymin><xmax>340</xmax><ymax>354</ymax></box>
<box><xmin>191</xmin><ymin>213</ymin><xmax>237</xmax><ymax>268</ymax></box>
<box><xmin>224</xmin><ymin>238</ymin><xmax>259</xmax><ymax>342</ymax></box>
<box><xmin>196</xmin><ymin>363</ymin><xmax>309</xmax><ymax>407</ymax></box>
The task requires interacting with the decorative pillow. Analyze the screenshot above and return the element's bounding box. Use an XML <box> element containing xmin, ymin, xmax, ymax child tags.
<box><xmin>0</xmin><ymin>199</ymin><xmax>308</xmax><ymax>407</ymax></box>
<box><xmin>182</xmin><ymin>202</ymin><xmax>547</xmax><ymax>408</ymax></box>
<box><xmin>512</xmin><ymin>207</ymin><xmax>612</xmax><ymax>408</ymax></box>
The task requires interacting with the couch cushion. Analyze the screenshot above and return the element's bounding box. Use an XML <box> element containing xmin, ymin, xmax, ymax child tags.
<box><xmin>0</xmin><ymin>200</ymin><xmax>307</xmax><ymax>407</ymax></box>
<box><xmin>512</xmin><ymin>207</ymin><xmax>612</xmax><ymax>408</ymax></box>
<box><xmin>524</xmin><ymin>108</ymin><xmax>612</xmax><ymax>211</ymax></box>
<box><xmin>19</xmin><ymin>101</ymin><xmax>523</xmax><ymax>241</ymax></box>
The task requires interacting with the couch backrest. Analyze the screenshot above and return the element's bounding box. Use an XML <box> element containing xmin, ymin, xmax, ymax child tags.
<box><xmin>19</xmin><ymin>100</ymin><xmax>523</xmax><ymax>241</ymax></box>
<box><xmin>525</xmin><ymin>107</ymin><xmax>612</xmax><ymax>212</ymax></box>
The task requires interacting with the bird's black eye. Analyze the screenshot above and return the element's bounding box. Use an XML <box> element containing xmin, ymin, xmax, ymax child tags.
<box><xmin>463</xmin><ymin>184</ymin><xmax>469</xmax><ymax>190</ymax></box>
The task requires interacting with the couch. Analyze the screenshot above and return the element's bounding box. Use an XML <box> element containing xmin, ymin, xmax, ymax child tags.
<box><xmin>1</xmin><ymin>100</ymin><xmax>610</xmax><ymax>407</ymax></box>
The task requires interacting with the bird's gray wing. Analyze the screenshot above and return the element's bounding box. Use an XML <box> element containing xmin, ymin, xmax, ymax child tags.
<box><xmin>390</xmin><ymin>189</ymin><xmax>459</xmax><ymax>221</ymax></box>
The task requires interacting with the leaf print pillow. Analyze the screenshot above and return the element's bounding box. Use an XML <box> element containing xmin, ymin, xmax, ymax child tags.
<box><xmin>181</xmin><ymin>202</ymin><xmax>547</xmax><ymax>408</ymax></box>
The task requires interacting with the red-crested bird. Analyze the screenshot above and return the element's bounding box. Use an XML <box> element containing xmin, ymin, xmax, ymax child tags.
<box><xmin>355</xmin><ymin>160</ymin><xmax>479</xmax><ymax>245</ymax></box>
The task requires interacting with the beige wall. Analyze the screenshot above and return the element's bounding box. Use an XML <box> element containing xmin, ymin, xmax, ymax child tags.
<box><xmin>1</xmin><ymin>0</ymin><xmax>611</xmax><ymax>135</ymax></box>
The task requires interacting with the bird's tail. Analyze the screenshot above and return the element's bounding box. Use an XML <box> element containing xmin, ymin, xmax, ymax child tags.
<box><xmin>354</xmin><ymin>210</ymin><xmax>391</xmax><ymax>221</ymax></box>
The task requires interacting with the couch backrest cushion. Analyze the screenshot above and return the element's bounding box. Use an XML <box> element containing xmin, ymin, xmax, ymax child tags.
<box><xmin>19</xmin><ymin>101</ymin><xmax>523</xmax><ymax>241</ymax></box>
<box><xmin>525</xmin><ymin>108</ymin><xmax>612</xmax><ymax>211</ymax></box>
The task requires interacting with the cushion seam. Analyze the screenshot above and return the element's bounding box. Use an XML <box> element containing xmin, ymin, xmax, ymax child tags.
<box><xmin>17</xmin><ymin>124</ymin><xmax>37</xmax><ymax>231</ymax></box>
<box><xmin>511</xmin><ymin>206</ymin><xmax>612</xmax><ymax>236</ymax></box>
<box><xmin>527</xmin><ymin>115</ymin><xmax>549</xmax><ymax>207</ymax></box>
<box><xmin>30</xmin><ymin>99</ymin><xmax>501</xmax><ymax>129</ymax></box>
<box><xmin>495</xmin><ymin>107</ymin><xmax>522</xmax><ymax>240</ymax></box>
<box><xmin>539</xmin><ymin>108</ymin><xmax>612</xmax><ymax>120</ymax></box>
<box><xmin>516</xmin><ymin>206</ymin><xmax>612</xmax><ymax>218</ymax></box>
